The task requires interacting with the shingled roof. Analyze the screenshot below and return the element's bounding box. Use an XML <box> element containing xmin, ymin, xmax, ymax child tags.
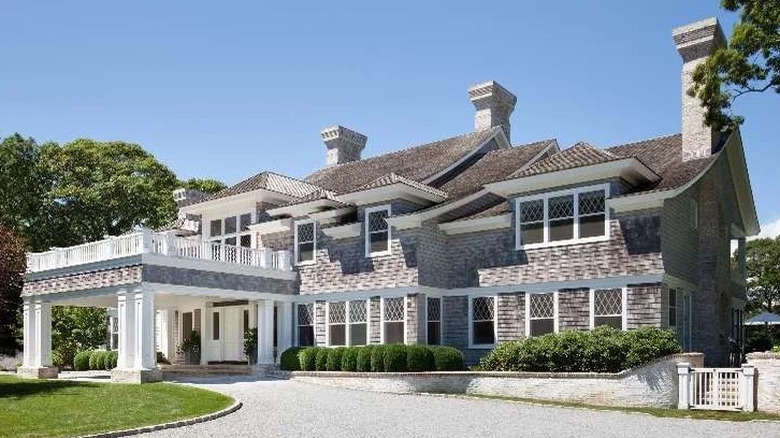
<box><xmin>350</xmin><ymin>173</ymin><xmax>448</xmax><ymax>199</ymax></box>
<box><xmin>304</xmin><ymin>127</ymin><xmax>501</xmax><ymax>193</ymax></box>
<box><xmin>508</xmin><ymin>142</ymin><xmax>621</xmax><ymax>179</ymax></box>
<box><xmin>193</xmin><ymin>171</ymin><xmax>320</xmax><ymax>205</ymax></box>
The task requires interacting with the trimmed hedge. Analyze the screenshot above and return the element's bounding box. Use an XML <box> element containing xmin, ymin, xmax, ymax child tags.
<box><xmin>280</xmin><ymin>344</ymin><xmax>465</xmax><ymax>372</ymax></box>
<box><xmin>73</xmin><ymin>350</ymin><xmax>93</xmax><ymax>371</ymax></box>
<box><xmin>88</xmin><ymin>351</ymin><xmax>107</xmax><ymax>370</ymax></box>
<box><xmin>280</xmin><ymin>347</ymin><xmax>304</xmax><ymax>371</ymax></box>
<box><xmin>474</xmin><ymin>326</ymin><xmax>681</xmax><ymax>373</ymax></box>
<box><xmin>105</xmin><ymin>351</ymin><xmax>118</xmax><ymax>370</ymax></box>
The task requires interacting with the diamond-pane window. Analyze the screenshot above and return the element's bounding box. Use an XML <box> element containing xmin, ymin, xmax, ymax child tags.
<box><xmin>349</xmin><ymin>301</ymin><xmax>367</xmax><ymax>346</ymax></box>
<box><xmin>296</xmin><ymin>221</ymin><xmax>315</xmax><ymax>263</ymax></box>
<box><xmin>471</xmin><ymin>297</ymin><xmax>495</xmax><ymax>345</ymax></box>
<box><xmin>427</xmin><ymin>297</ymin><xmax>441</xmax><ymax>322</ymax></box>
<box><xmin>368</xmin><ymin>210</ymin><xmax>388</xmax><ymax>232</ymax></box>
<box><xmin>530</xmin><ymin>293</ymin><xmax>554</xmax><ymax>318</ymax></box>
<box><xmin>384</xmin><ymin>297</ymin><xmax>404</xmax><ymax>322</ymax></box>
<box><xmin>473</xmin><ymin>297</ymin><xmax>494</xmax><ymax>321</ymax></box>
<box><xmin>297</xmin><ymin>304</ymin><xmax>314</xmax><ymax>346</ymax></box>
<box><xmin>594</xmin><ymin>289</ymin><xmax>623</xmax><ymax>330</ymax></box>
<box><xmin>349</xmin><ymin>300</ymin><xmax>367</xmax><ymax>323</ymax></box>
<box><xmin>549</xmin><ymin>195</ymin><xmax>574</xmax><ymax>219</ymax></box>
<box><xmin>366</xmin><ymin>207</ymin><xmax>390</xmax><ymax>256</ymax></box>
<box><xmin>427</xmin><ymin>297</ymin><xmax>442</xmax><ymax>345</ymax></box>
<box><xmin>520</xmin><ymin>200</ymin><xmax>544</xmax><ymax>223</ymax></box>
<box><xmin>329</xmin><ymin>302</ymin><xmax>346</xmax><ymax>324</ymax></box>
<box><xmin>383</xmin><ymin>297</ymin><xmax>404</xmax><ymax>344</ymax></box>
<box><xmin>298</xmin><ymin>303</ymin><xmax>313</xmax><ymax>326</ymax></box>
<box><xmin>579</xmin><ymin>191</ymin><xmax>605</xmax><ymax>216</ymax></box>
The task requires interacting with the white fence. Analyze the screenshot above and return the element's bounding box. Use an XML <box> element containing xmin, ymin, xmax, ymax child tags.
<box><xmin>677</xmin><ymin>363</ymin><xmax>756</xmax><ymax>411</ymax></box>
<box><xmin>26</xmin><ymin>229</ymin><xmax>292</xmax><ymax>273</ymax></box>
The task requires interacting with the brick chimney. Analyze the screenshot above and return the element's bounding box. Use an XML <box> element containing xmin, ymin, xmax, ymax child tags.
<box><xmin>321</xmin><ymin>125</ymin><xmax>367</xmax><ymax>166</ymax></box>
<box><xmin>468</xmin><ymin>80</ymin><xmax>517</xmax><ymax>143</ymax></box>
<box><xmin>673</xmin><ymin>17</ymin><xmax>726</xmax><ymax>161</ymax></box>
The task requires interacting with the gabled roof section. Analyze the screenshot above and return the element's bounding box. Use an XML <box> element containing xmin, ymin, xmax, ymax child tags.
<box><xmin>509</xmin><ymin>142</ymin><xmax>622</xmax><ymax>179</ymax></box>
<box><xmin>352</xmin><ymin>173</ymin><xmax>448</xmax><ymax>199</ymax></box>
<box><xmin>439</xmin><ymin>139</ymin><xmax>557</xmax><ymax>198</ymax></box>
<box><xmin>280</xmin><ymin>188</ymin><xmax>346</xmax><ymax>207</ymax></box>
<box><xmin>192</xmin><ymin>171</ymin><xmax>320</xmax><ymax>205</ymax></box>
<box><xmin>304</xmin><ymin>127</ymin><xmax>502</xmax><ymax>193</ymax></box>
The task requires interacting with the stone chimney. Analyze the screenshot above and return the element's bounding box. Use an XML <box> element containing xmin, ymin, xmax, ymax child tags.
<box><xmin>468</xmin><ymin>80</ymin><xmax>517</xmax><ymax>143</ymax></box>
<box><xmin>321</xmin><ymin>125</ymin><xmax>368</xmax><ymax>166</ymax></box>
<box><xmin>673</xmin><ymin>17</ymin><xmax>726</xmax><ymax>161</ymax></box>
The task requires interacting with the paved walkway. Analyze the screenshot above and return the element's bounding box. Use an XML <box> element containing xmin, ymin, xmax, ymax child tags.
<box><xmin>140</xmin><ymin>377</ymin><xmax>780</xmax><ymax>438</ymax></box>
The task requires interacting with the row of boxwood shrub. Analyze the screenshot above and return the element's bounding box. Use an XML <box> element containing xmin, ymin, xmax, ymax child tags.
<box><xmin>472</xmin><ymin>326</ymin><xmax>682</xmax><ymax>373</ymax></box>
<box><xmin>280</xmin><ymin>345</ymin><xmax>464</xmax><ymax>372</ymax></box>
<box><xmin>73</xmin><ymin>350</ymin><xmax>118</xmax><ymax>371</ymax></box>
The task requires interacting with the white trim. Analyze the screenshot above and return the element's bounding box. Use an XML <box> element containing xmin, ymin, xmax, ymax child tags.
<box><xmin>525</xmin><ymin>291</ymin><xmax>558</xmax><ymax>337</ymax></box>
<box><xmin>141</xmin><ymin>283</ymin><xmax>296</xmax><ymax>301</ymax></box>
<box><xmin>425</xmin><ymin>296</ymin><xmax>443</xmax><ymax>345</ymax></box>
<box><xmin>589</xmin><ymin>288</ymin><xmax>627</xmax><ymax>331</ymax></box>
<box><xmin>553</xmin><ymin>290</ymin><xmax>560</xmax><ymax>333</ymax></box>
<box><xmin>267</xmin><ymin>198</ymin><xmax>346</xmax><ymax>218</ymax></box>
<box><xmin>321</xmin><ymin>222</ymin><xmax>361</xmax><ymax>240</ymax></box>
<box><xmin>293</xmin><ymin>219</ymin><xmax>317</xmax><ymax>266</ymax></box>
<box><xmin>365</xmin><ymin>204</ymin><xmax>392</xmax><ymax>258</ymax></box>
<box><xmin>294</xmin><ymin>287</ymin><xmax>418</xmax><ymax>303</ymax></box>
<box><xmin>588</xmin><ymin>288</ymin><xmax>595</xmax><ymax>330</ymax></box>
<box><xmin>621</xmin><ymin>286</ymin><xmax>628</xmax><ymax>331</ymax></box>
<box><xmin>439</xmin><ymin>213</ymin><xmax>512</xmax><ymax>235</ymax></box>
<box><xmin>514</xmin><ymin>183</ymin><xmax>610</xmax><ymax>250</ymax></box>
<box><xmin>141</xmin><ymin>253</ymin><xmax>297</xmax><ymax>281</ymax></box>
<box><xmin>446</xmin><ymin>274</ymin><xmax>664</xmax><ymax>297</ymax></box>
<box><xmin>309</xmin><ymin>207</ymin><xmax>357</xmax><ymax>222</ymax></box>
<box><xmin>248</xmin><ymin>218</ymin><xmax>293</xmax><ymax>236</ymax></box>
<box><xmin>468</xmin><ymin>295</ymin><xmax>497</xmax><ymax>349</ymax></box>
<box><xmin>324</xmin><ymin>299</ymin><xmax>370</xmax><ymax>347</ymax></box>
<box><xmin>339</xmin><ymin>184</ymin><xmax>446</xmax><ymax>206</ymax></box>
<box><xmin>178</xmin><ymin>188</ymin><xmax>297</xmax><ymax>215</ymax></box>
<box><xmin>294</xmin><ymin>302</ymin><xmax>315</xmax><ymax>347</ymax></box>
<box><xmin>485</xmin><ymin>158</ymin><xmax>659</xmax><ymax>198</ymax></box>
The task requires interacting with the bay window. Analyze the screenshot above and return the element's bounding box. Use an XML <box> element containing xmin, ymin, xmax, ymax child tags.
<box><xmin>470</xmin><ymin>296</ymin><xmax>496</xmax><ymax>347</ymax></box>
<box><xmin>515</xmin><ymin>185</ymin><xmax>609</xmax><ymax>249</ymax></box>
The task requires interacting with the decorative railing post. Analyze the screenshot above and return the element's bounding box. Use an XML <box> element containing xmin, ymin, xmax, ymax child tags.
<box><xmin>164</xmin><ymin>233</ymin><xmax>177</xmax><ymax>256</ymax></box>
<box><xmin>741</xmin><ymin>364</ymin><xmax>756</xmax><ymax>412</ymax></box>
<box><xmin>139</xmin><ymin>228</ymin><xmax>153</xmax><ymax>254</ymax></box>
<box><xmin>677</xmin><ymin>362</ymin><xmax>692</xmax><ymax>409</ymax></box>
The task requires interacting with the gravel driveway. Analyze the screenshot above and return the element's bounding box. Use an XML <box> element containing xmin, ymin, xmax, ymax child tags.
<box><xmin>139</xmin><ymin>376</ymin><xmax>780</xmax><ymax>438</ymax></box>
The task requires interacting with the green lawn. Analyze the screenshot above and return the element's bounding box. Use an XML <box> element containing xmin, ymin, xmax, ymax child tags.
<box><xmin>457</xmin><ymin>393</ymin><xmax>780</xmax><ymax>422</ymax></box>
<box><xmin>0</xmin><ymin>375</ymin><xmax>233</xmax><ymax>438</ymax></box>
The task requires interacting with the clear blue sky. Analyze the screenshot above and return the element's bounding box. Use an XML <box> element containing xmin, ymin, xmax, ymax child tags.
<box><xmin>2</xmin><ymin>1</ymin><xmax>777</xmax><ymax>230</ymax></box>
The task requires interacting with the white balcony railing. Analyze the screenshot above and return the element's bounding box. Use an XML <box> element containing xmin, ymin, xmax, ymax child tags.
<box><xmin>26</xmin><ymin>229</ymin><xmax>292</xmax><ymax>273</ymax></box>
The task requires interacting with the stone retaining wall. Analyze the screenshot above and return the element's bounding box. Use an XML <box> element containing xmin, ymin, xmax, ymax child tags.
<box><xmin>747</xmin><ymin>352</ymin><xmax>780</xmax><ymax>414</ymax></box>
<box><xmin>279</xmin><ymin>353</ymin><xmax>702</xmax><ymax>408</ymax></box>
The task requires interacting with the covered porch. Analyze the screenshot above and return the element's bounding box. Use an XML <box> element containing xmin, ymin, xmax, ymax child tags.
<box><xmin>20</xmin><ymin>229</ymin><xmax>297</xmax><ymax>383</ymax></box>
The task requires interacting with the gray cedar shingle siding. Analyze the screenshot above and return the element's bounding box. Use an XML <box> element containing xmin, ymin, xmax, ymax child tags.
<box><xmin>497</xmin><ymin>292</ymin><xmax>525</xmax><ymax>342</ymax></box>
<box><xmin>369</xmin><ymin>296</ymin><xmax>381</xmax><ymax>344</ymax></box>
<box><xmin>22</xmin><ymin>265</ymin><xmax>143</xmax><ymax>296</ymax></box>
<box><xmin>626</xmin><ymin>283</ymin><xmax>663</xmax><ymax>329</ymax></box>
<box><xmin>558</xmin><ymin>289</ymin><xmax>590</xmax><ymax>331</ymax></box>
<box><xmin>142</xmin><ymin>265</ymin><xmax>297</xmax><ymax>295</ymax></box>
<box><xmin>315</xmin><ymin>301</ymin><xmax>326</xmax><ymax>346</ymax></box>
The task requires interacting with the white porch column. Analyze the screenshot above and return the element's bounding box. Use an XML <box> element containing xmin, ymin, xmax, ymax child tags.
<box><xmin>134</xmin><ymin>289</ymin><xmax>156</xmax><ymax>370</ymax></box>
<box><xmin>33</xmin><ymin>302</ymin><xmax>52</xmax><ymax>367</ymax></box>
<box><xmin>201</xmin><ymin>302</ymin><xmax>211</xmax><ymax>365</ymax></box>
<box><xmin>677</xmin><ymin>362</ymin><xmax>692</xmax><ymax>409</ymax></box>
<box><xmin>257</xmin><ymin>299</ymin><xmax>274</xmax><ymax>365</ymax></box>
<box><xmin>117</xmin><ymin>291</ymin><xmax>136</xmax><ymax>369</ymax></box>
<box><xmin>277</xmin><ymin>301</ymin><xmax>293</xmax><ymax>361</ymax></box>
<box><xmin>22</xmin><ymin>300</ymin><xmax>36</xmax><ymax>367</ymax></box>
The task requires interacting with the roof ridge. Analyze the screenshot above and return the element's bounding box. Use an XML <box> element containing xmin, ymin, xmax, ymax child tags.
<box><xmin>606</xmin><ymin>132</ymin><xmax>682</xmax><ymax>150</ymax></box>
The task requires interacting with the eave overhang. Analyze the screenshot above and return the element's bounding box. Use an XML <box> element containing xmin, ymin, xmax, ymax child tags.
<box><xmin>338</xmin><ymin>183</ymin><xmax>447</xmax><ymax>206</ymax></box>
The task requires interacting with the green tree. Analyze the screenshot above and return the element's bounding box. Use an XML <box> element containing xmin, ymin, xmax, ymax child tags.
<box><xmin>179</xmin><ymin>177</ymin><xmax>226</xmax><ymax>194</ymax></box>
<box><xmin>0</xmin><ymin>224</ymin><xmax>26</xmax><ymax>356</ymax></box>
<box><xmin>689</xmin><ymin>0</ymin><xmax>780</xmax><ymax>129</ymax></box>
<box><xmin>41</xmin><ymin>138</ymin><xmax>180</xmax><ymax>247</ymax></box>
<box><xmin>745</xmin><ymin>237</ymin><xmax>780</xmax><ymax>314</ymax></box>
<box><xmin>51</xmin><ymin>307</ymin><xmax>108</xmax><ymax>367</ymax></box>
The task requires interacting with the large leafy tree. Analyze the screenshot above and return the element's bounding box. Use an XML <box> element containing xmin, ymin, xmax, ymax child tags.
<box><xmin>0</xmin><ymin>224</ymin><xmax>26</xmax><ymax>356</ymax></box>
<box><xmin>180</xmin><ymin>177</ymin><xmax>227</xmax><ymax>194</ymax></box>
<box><xmin>689</xmin><ymin>0</ymin><xmax>780</xmax><ymax>129</ymax></box>
<box><xmin>41</xmin><ymin>139</ymin><xmax>180</xmax><ymax>246</ymax></box>
<box><xmin>745</xmin><ymin>237</ymin><xmax>780</xmax><ymax>314</ymax></box>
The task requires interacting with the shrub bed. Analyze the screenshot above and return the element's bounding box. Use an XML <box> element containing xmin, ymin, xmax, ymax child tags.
<box><xmin>74</xmin><ymin>350</ymin><xmax>120</xmax><ymax>371</ymax></box>
<box><xmin>473</xmin><ymin>326</ymin><xmax>681</xmax><ymax>373</ymax></box>
<box><xmin>281</xmin><ymin>344</ymin><xmax>464</xmax><ymax>372</ymax></box>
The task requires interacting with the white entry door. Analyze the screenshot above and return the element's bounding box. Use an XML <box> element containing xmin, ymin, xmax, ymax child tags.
<box><xmin>223</xmin><ymin>307</ymin><xmax>243</xmax><ymax>362</ymax></box>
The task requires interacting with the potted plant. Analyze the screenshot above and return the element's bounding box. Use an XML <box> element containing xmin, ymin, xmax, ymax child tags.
<box><xmin>176</xmin><ymin>331</ymin><xmax>201</xmax><ymax>365</ymax></box>
<box><xmin>244</xmin><ymin>327</ymin><xmax>257</xmax><ymax>365</ymax></box>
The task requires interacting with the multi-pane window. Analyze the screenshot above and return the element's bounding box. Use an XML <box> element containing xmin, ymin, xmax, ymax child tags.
<box><xmin>578</xmin><ymin>190</ymin><xmax>606</xmax><ymax>238</ymax></box>
<box><xmin>297</xmin><ymin>304</ymin><xmax>314</xmax><ymax>347</ymax></box>
<box><xmin>225</xmin><ymin>216</ymin><xmax>237</xmax><ymax>235</ymax></box>
<box><xmin>427</xmin><ymin>297</ymin><xmax>441</xmax><ymax>345</ymax></box>
<box><xmin>516</xmin><ymin>186</ymin><xmax>608</xmax><ymax>249</ymax></box>
<box><xmin>668</xmin><ymin>288</ymin><xmax>677</xmax><ymax>327</ymax></box>
<box><xmin>328</xmin><ymin>302</ymin><xmax>346</xmax><ymax>346</ymax></box>
<box><xmin>240</xmin><ymin>213</ymin><xmax>252</xmax><ymax>231</ymax></box>
<box><xmin>593</xmin><ymin>289</ymin><xmax>623</xmax><ymax>330</ymax></box>
<box><xmin>209</xmin><ymin>213</ymin><xmax>253</xmax><ymax>250</ymax></box>
<box><xmin>349</xmin><ymin>300</ymin><xmax>368</xmax><ymax>346</ymax></box>
<box><xmin>383</xmin><ymin>297</ymin><xmax>405</xmax><ymax>344</ymax></box>
<box><xmin>366</xmin><ymin>206</ymin><xmax>391</xmax><ymax>256</ymax></box>
<box><xmin>295</xmin><ymin>221</ymin><xmax>316</xmax><ymax>264</ymax></box>
<box><xmin>519</xmin><ymin>200</ymin><xmax>544</xmax><ymax>245</ymax></box>
<box><xmin>529</xmin><ymin>293</ymin><xmax>555</xmax><ymax>336</ymax></box>
<box><xmin>210</xmin><ymin>220</ymin><xmax>222</xmax><ymax>237</ymax></box>
<box><xmin>471</xmin><ymin>297</ymin><xmax>495</xmax><ymax>346</ymax></box>
<box><xmin>548</xmin><ymin>195</ymin><xmax>574</xmax><ymax>241</ymax></box>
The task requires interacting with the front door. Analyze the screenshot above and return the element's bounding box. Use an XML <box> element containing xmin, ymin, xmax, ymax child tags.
<box><xmin>223</xmin><ymin>307</ymin><xmax>243</xmax><ymax>362</ymax></box>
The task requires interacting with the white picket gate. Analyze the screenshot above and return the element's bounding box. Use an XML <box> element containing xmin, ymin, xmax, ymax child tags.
<box><xmin>677</xmin><ymin>363</ymin><xmax>756</xmax><ymax>411</ymax></box>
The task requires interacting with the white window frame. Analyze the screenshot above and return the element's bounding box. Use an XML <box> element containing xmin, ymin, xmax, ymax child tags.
<box><xmin>294</xmin><ymin>219</ymin><xmax>317</xmax><ymax>266</ymax></box>
<box><xmin>365</xmin><ymin>204</ymin><xmax>392</xmax><ymax>258</ymax></box>
<box><xmin>514</xmin><ymin>184</ymin><xmax>610</xmax><ymax>250</ymax></box>
<box><xmin>588</xmin><ymin>287</ymin><xmax>627</xmax><ymax>331</ymax></box>
<box><xmin>325</xmin><ymin>300</ymin><xmax>370</xmax><ymax>347</ymax></box>
<box><xmin>380</xmin><ymin>296</ymin><xmax>406</xmax><ymax>344</ymax></box>
<box><xmin>468</xmin><ymin>295</ymin><xmax>497</xmax><ymax>349</ymax></box>
<box><xmin>426</xmin><ymin>297</ymin><xmax>443</xmax><ymax>345</ymax></box>
<box><xmin>295</xmin><ymin>303</ymin><xmax>315</xmax><ymax>347</ymax></box>
<box><xmin>525</xmin><ymin>291</ymin><xmax>559</xmax><ymax>337</ymax></box>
